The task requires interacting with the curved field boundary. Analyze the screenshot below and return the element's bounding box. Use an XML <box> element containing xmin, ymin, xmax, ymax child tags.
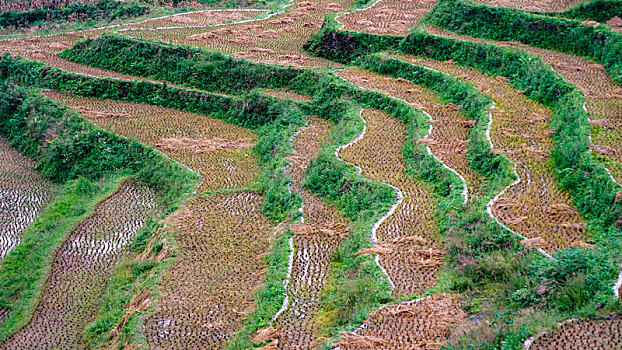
<box><xmin>145</xmin><ymin>192</ymin><xmax>275</xmax><ymax>349</ymax></box>
<box><xmin>0</xmin><ymin>50</ymin><xmax>232</xmax><ymax>101</ymax></box>
<box><xmin>335</xmin><ymin>0</ymin><xmax>384</xmax><ymax>28</ymax></box>
<box><xmin>269</xmin><ymin>123</ymin><xmax>305</xmax><ymax>328</ymax></box>
<box><xmin>335</xmin><ymin>67</ymin><xmax>477</xmax><ymax>202</ymax></box>
<box><xmin>0</xmin><ymin>138</ymin><xmax>59</xmax><ymax>261</ymax></box>
<box><xmin>393</xmin><ymin>53</ymin><xmax>586</xmax><ymax>254</ymax></box>
<box><xmin>336</xmin><ymin>0</ymin><xmax>436</xmax><ymax>35</ymax></box>
<box><xmin>0</xmin><ymin>7</ymin><xmax>283</xmax><ymax>42</ymax></box>
<box><xmin>274</xmin><ymin>116</ymin><xmax>349</xmax><ymax>349</ymax></box>
<box><xmin>119</xmin><ymin>8</ymin><xmax>283</xmax><ymax>31</ymax></box>
<box><xmin>339</xmin><ymin>108</ymin><xmax>441</xmax><ymax>297</ymax></box>
<box><xmin>121</xmin><ymin>9</ymin><xmax>269</xmax><ymax>30</ymax></box>
<box><xmin>40</xmin><ymin>88</ymin><xmax>284</xmax><ymax>348</ymax></box>
<box><xmin>333</xmin><ymin>296</ymin><xmax>428</xmax><ymax>349</ymax></box>
<box><xmin>334</xmin><ymin>293</ymin><xmax>465</xmax><ymax>349</ymax></box>
<box><xmin>0</xmin><ymin>180</ymin><xmax>161</xmax><ymax>349</ymax></box>
<box><xmin>470</xmin><ymin>0</ymin><xmax>586</xmax><ymax>12</ymax></box>
<box><xmin>525</xmin><ymin>316</ymin><xmax>622</xmax><ymax>349</ymax></box>
<box><xmin>421</xmin><ymin>110</ymin><xmax>469</xmax><ymax>204</ymax></box>
<box><xmin>44</xmin><ymin>91</ymin><xmax>258</xmax><ymax>192</ymax></box>
<box><xmin>424</xmin><ymin>26</ymin><xmax>622</xmax><ymax>184</ymax></box>
<box><xmin>334</xmin><ymin>109</ymin><xmax>400</xmax><ymax>291</ymax></box>
<box><xmin>333</xmin><ymin>72</ymin><xmax>469</xmax><ymax>203</ymax></box>
<box><xmin>370</xmin><ymin>54</ymin><xmax>552</xmax><ymax>259</ymax></box>
<box><xmin>117</xmin><ymin>0</ymin><xmax>351</xmax><ymax>68</ymax></box>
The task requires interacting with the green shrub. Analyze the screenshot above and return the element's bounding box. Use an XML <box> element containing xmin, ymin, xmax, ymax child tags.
<box><xmin>423</xmin><ymin>0</ymin><xmax>622</xmax><ymax>85</ymax></box>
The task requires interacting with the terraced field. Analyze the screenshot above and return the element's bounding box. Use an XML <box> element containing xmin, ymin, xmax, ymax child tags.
<box><xmin>43</xmin><ymin>89</ymin><xmax>274</xmax><ymax>348</ymax></box>
<box><xmin>530</xmin><ymin>318</ymin><xmax>622</xmax><ymax>349</ymax></box>
<box><xmin>470</xmin><ymin>0</ymin><xmax>586</xmax><ymax>11</ymax></box>
<box><xmin>119</xmin><ymin>0</ymin><xmax>350</xmax><ymax>67</ymax></box>
<box><xmin>275</xmin><ymin>116</ymin><xmax>348</xmax><ymax>349</ymax></box>
<box><xmin>1</xmin><ymin>0</ymin><xmax>621</xmax><ymax>348</ymax></box>
<box><xmin>0</xmin><ymin>180</ymin><xmax>160</xmax><ymax>349</ymax></box>
<box><xmin>336</xmin><ymin>67</ymin><xmax>484</xmax><ymax>200</ymax></box>
<box><xmin>0</xmin><ymin>138</ymin><xmax>59</xmax><ymax>261</ymax></box>
<box><xmin>424</xmin><ymin>26</ymin><xmax>622</xmax><ymax>184</ymax></box>
<box><xmin>44</xmin><ymin>91</ymin><xmax>259</xmax><ymax>192</ymax></box>
<box><xmin>145</xmin><ymin>192</ymin><xmax>274</xmax><ymax>349</ymax></box>
<box><xmin>389</xmin><ymin>54</ymin><xmax>586</xmax><ymax>252</ymax></box>
<box><xmin>340</xmin><ymin>109</ymin><xmax>440</xmax><ymax>298</ymax></box>
<box><xmin>337</xmin><ymin>0</ymin><xmax>436</xmax><ymax>35</ymax></box>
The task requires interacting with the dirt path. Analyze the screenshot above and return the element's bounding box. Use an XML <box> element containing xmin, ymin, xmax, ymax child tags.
<box><xmin>274</xmin><ymin>116</ymin><xmax>349</xmax><ymax>349</ymax></box>
<box><xmin>392</xmin><ymin>54</ymin><xmax>587</xmax><ymax>253</ymax></box>
<box><xmin>0</xmin><ymin>180</ymin><xmax>161</xmax><ymax>350</ymax></box>
<box><xmin>0</xmin><ymin>137</ymin><xmax>59</xmax><ymax>261</ymax></box>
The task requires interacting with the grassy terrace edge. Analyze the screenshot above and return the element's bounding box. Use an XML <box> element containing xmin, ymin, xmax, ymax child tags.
<box><xmin>0</xmin><ymin>79</ymin><xmax>199</xmax><ymax>343</ymax></box>
<box><xmin>423</xmin><ymin>0</ymin><xmax>622</xmax><ymax>85</ymax></box>
<box><xmin>305</xmin><ymin>19</ymin><xmax>622</xmax><ymax>247</ymax></box>
<box><xmin>57</xmin><ymin>32</ymin><xmax>603</xmax><ymax>347</ymax></box>
<box><xmin>9</xmin><ymin>24</ymin><xmax>622</xmax><ymax>347</ymax></box>
<box><xmin>0</xmin><ymin>53</ymin><xmax>309</xmax><ymax>348</ymax></box>
<box><xmin>304</xmin><ymin>18</ymin><xmax>622</xmax><ymax>347</ymax></box>
<box><xmin>58</xmin><ymin>33</ymin><xmax>486</xmax><ymax>345</ymax></box>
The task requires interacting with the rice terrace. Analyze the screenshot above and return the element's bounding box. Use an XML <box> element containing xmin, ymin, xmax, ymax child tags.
<box><xmin>1</xmin><ymin>0</ymin><xmax>622</xmax><ymax>349</ymax></box>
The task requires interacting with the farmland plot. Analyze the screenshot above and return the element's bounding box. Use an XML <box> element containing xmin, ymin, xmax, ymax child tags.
<box><xmin>0</xmin><ymin>137</ymin><xmax>58</xmax><ymax>261</ymax></box>
<box><xmin>336</xmin><ymin>67</ymin><xmax>485</xmax><ymax>199</ymax></box>
<box><xmin>42</xmin><ymin>90</ymin><xmax>275</xmax><ymax>348</ymax></box>
<box><xmin>145</xmin><ymin>192</ymin><xmax>274</xmax><ymax>349</ymax></box>
<box><xmin>392</xmin><ymin>54</ymin><xmax>587</xmax><ymax>252</ymax></box>
<box><xmin>275</xmin><ymin>116</ymin><xmax>349</xmax><ymax>349</ymax></box>
<box><xmin>338</xmin><ymin>0</ymin><xmax>436</xmax><ymax>36</ymax></box>
<box><xmin>424</xmin><ymin>26</ymin><xmax>622</xmax><ymax>183</ymax></box>
<box><xmin>3</xmin><ymin>50</ymin><xmax>153</xmax><ymax>81</ymax></box>
<box><xmin>44</xmin><ymin>91</ymin><xmax>259</xmax><ymax>192</ymax></box>
<box><xmin>470</xmin><ymin>0</ymin><xmax>587</xmax><ymax>11</ymax></box>
<box><xmin>339</xmin><ymin>109</ymin><xmax>440</xmax><ymax>297</ymax></box>
<box><xmin>0</xmin><ymin>28</ymin><xmax>109</xmax><ymax>52</ymax></box>
<box><xmin>0</xmin><ymin>180</ymin><xmax>161</xmax><ymax>350</ymax></box>
<box><xmin>123</xmin><ymin>9</ymin><xmax>267</xmax><ymax>29</ymax></box>
<box><xmin>121</xmin><ymin>0</ymin><xmax>352</xmax><ymax>67</ymax></box>
<box><xmin>337</xmin><ymin>293</ymin><xmax>465</xmax><ymax>350</ymax></box>
<box><xmin>531</xmin><ymin>317</ymin><xmax>622</xmax><ymax>349</ymax></box>
<box><xmin>261</xmin><ymin>89</ymin><xmax>313</xmax><ymax>102</ymax></box>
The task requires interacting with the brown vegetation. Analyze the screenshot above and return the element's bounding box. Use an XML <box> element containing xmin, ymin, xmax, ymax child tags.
<box><xmin>336</xmin><ymin>67</ymin><xmax>485</xmax><ymax>199</ymax></box>
<box><xmin>337</xmin><ymin>293</ymin><xmax>466</xmax><ymax>349</ymax></box>
<box><xmin>0</xmin><ymin>137</ymin><xmax>59</xmax><ymax>261</ymax></box>
<box><xmin>0</xmin><ymin>180</ymin><xmax>161</xmax><ymax>349</ymax></box>
<box><xmin>393</xmin><ymin>53</ymin><xmax>587</xmax><ymax>253</ymax></box>
<box><xmin>44</xmin><ymin>91</ymin><xmax>259</xmax><ymax>192</ymax></box>
<box><xmin>339</xmin><ymin>109</ymin><xmax>440</xmax><ymax>297</ymax></box>
<box><xmin>339</xmin><ymin>0</ymin><xmax>436</xmax><ymax>36</ymax></box>
<box><xmin>532</xmin><ymin>317</ymin><xmax>622</xmax><ymax>349</ymax></box>
<box><xmin>144</xmin><ymin>192</ymin><xmax>274</xmax><ymax>349</ymax></box>
<box><xmin>275</xmin><ymin>117</ymin><xmax>350</xmax><ymax>349</ymax></box>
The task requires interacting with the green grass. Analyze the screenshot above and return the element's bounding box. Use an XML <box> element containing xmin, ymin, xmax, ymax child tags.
<box><xmin>225</xmin><ymin>227</ymin><xmax>292</xmax><ymax>349</ymax></box>
<box><xmin>0</xmin><ymin>175</ymin><xmax>127</xmax><ymax>342</ymax></box>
